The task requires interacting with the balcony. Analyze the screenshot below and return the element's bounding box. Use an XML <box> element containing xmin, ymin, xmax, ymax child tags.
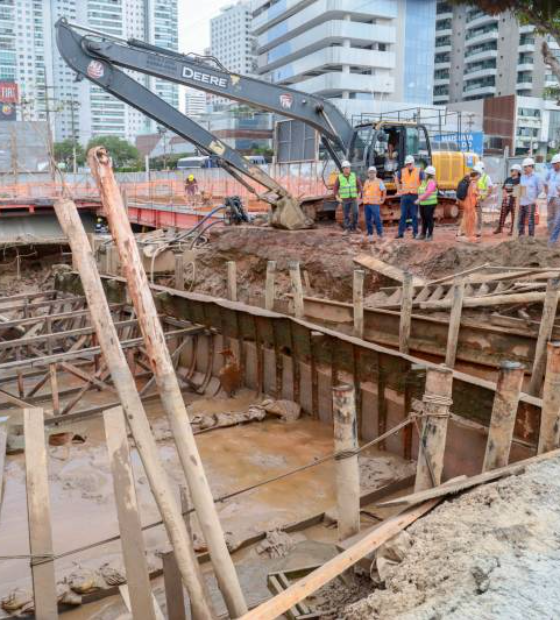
<box><xmin>434</xmin><ymin>59</ymin><xmax>451</xmax><ymax>69</ymax></box>
<box><xmin>435</xmin><ymin>27</ymin><xmax>452</xmax><ymax>37</ymax></box>
<box><xmin>293</xmin><ymin>72</ymin><xmax>395</xmax><ymax>97</ymax></box>
<box><xmin>433</xmin><ymin>93</ymin><xmax>449</xmax><ymax>104</ymax></box>
<box><xmin>466</xmin><ymin>13</ymin><xmax>498</xmax><ymax>29</ymax></box>
<box><xmin>464</xmin><ymin>66</ymin><xmax>497</xmax><ymax>80</ymax></box>
<box><xmin>464</xmin><ymin>48</ymin><xmax>497</xmax><ymax>63</ymax></box>
<box><xmin>434</xmin><ymin>77</ymin><xmax>450</xmax><ymax>87</ymax></box>
<box><xmin>518</xmin><ymin>43</ymin><xmax>535</xmax><ymax>53</ymax></box>
<box><xmin>465</xmin><ymin>29</ymin><xmax>499</xmax><ymax>46</ymax></box>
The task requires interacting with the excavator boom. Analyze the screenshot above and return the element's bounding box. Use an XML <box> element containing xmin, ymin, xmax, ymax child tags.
<box><xmin>55</xmin><ymin>19</ymin><xmax>322</xmax><ymax>230</ymax></box>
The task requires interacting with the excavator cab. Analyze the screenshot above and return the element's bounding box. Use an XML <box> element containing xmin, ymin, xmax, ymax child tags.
<box><xmin>350</xmin><ymin>121</ymin><xmax>431</xmax><ymax>182</ymax></box>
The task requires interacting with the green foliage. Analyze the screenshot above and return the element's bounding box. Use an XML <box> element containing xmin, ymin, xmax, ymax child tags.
<box><xmin>86</xmin><ymin>136</ymin><xmax>142</xmax><ymax>171</ymax></box>
<box><xmin>53</xmin><ymin>139</ymin><xmax>85</xmax><ymax>168</ymax></box>
<box><xmin>149</xmin><ymin>152</ymin><xmax>192</xmax><ymax>170</ymax></box>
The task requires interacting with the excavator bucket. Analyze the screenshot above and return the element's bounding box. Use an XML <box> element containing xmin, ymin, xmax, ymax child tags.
<box><xmin>269</xmin><ymin>196</ymin><xmax>314</xmax><ymax>230</ymax></box>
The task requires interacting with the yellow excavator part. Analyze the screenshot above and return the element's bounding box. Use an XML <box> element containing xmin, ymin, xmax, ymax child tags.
<box><xmin>432</xmin><ymin>151</ymin><xmax>479</xmax><ymax>190</ymax></box>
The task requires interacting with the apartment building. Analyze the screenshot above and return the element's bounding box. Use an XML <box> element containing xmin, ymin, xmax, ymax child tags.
<box><xmin>251</xmin><ymin>0</ymin><xmax>437</xmax><ymax>118</ymax></box>
<box><xmin>434</xmin><ymin>1</ymin><xmax>559</xmax><ymax>105</ymax></box>
<box><xmin>1</xmin><ymin>0</ymin><xmax>179</xmax><ymax>143</ymax></box>
<box><xmin>184</xmin><ymin>89</ymin><xmax>209</xmax><ymax>117</ymax></box>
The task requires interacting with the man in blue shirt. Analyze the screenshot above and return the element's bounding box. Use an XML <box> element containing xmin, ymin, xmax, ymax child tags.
<box><xmin>546</xmin><ymin>154</ymin><xmax>560</xmax><ymax>243</ymax></box>
<box><xmin>519</xmin><ymin>157</ymin><xmax>544</xmax><ymax>237</ymax></box>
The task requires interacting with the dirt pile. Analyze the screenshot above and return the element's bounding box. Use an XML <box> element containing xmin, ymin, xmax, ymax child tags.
<box><xmin>343</xmin><ymin>456</ymin><xmax>560</xmax><ymax>619</ymax></box>
<box><xmin>187</xmin><ymin>227</ymin><xmax>560</xmax><ymax>305</ymax></box>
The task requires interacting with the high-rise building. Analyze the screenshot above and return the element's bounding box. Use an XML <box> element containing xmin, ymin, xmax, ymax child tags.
<box><xmin>251</xmin><ymin>0</ymin><xmax>437</xmax><ymax>118</ymax></box>
<box><xmin>434</xmin><ymin>1</ymin><xmax>560</xmax><ymax>105</ymax></box>
<box><xmin>210</xmin><ymin>2</ymin><xmax>256</xmax><ymax>76</ymax></box>
<box><xmin>3</xmin><ymin>0</ymin><xmax>179</xmax><ymax>144</ymax></box>
<box><xmin>185</xmin><ymin>88</ymin><xmax>209</xmax><ymax>117</ymax></box>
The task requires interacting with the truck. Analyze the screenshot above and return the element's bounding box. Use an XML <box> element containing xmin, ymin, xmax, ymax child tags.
<box><xmin>56</xmin><ymin>19</ymin><xmax>477</xmax><ymax>230</ymax></box>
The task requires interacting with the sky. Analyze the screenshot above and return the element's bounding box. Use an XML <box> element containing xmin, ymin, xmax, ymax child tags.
<box><xmin>178</xmin><ymin>0</ymin><xmax>229</xmax><ymax>55</ymax></box>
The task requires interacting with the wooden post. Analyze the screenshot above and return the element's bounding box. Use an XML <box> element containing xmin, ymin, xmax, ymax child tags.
<box><xmin>289</xmin><ymin>261</ymin><xmax>305</xmax><ymax>319</ymax></box>
<box><xmin>87</xmin><ymin>147</ymin><xmax>247</xmax><ymax>618</ymax></box>
<box><xmin>226</xmin><ymin>261</ymin><xmax>237</xmax><ymax>302</ymax></box>
<box><xmin>414</xmin><ymin>366</ymin><xmax>453</xmax><ymax>492</ymax></box>
<box><xmin>49</xmin><ymin>364</ymin><xmax>60</xmax><ymax>416</ymax></box>
<box><xmin>353</xmin><ymin>269</ymin><xmax>364</xmax><ymax>339</ymax></box>
<box><xmin>53</xmin><ymin>198</ymin><xmax>215</xmax><ymax>620</ymax></box>
<box><xmin>0</xmin><ymin>416</ymin><xmax>7</xmax><ymax>508</ymax></box>
<box><xmin>538</xmin><ymin>342</ymin><xmax>560</xmax><ymax>454</ymax></box>
<box><xmin>175</xmin><ymin>252</ymin><xmax>186</xmax><ymax>291</ymax></box>
<box><xmin>482</xmin><ymin>361</ymin><xmax>525</xmax><ymax>472</ymax></box>
<box><xmin>264</xmin><ymin>260</ymin><xmax>276</xmax><ymax>311</ymax></box>
<box><xmin>103</xmin><ymin>407</ymin><xmax>157</xmax><ymax>620</ymax></box>
<box><xmin>163</xmin><ymin>551</ymin><xmax>187</xmax><ymax>620</ymax></box>
<box><xmin>332</xmin><ymin>383</ymin><xmax>360</xmax><ymax>541</ymax></box>
<box><xmin>529</xmin><ymin>278</ymin><xmax>560</xmax><ymax>396</ymax></box>
<box><xmin>23</xmin><ymin>408</ymin><xmax>58</xmax><ymax>620</ymax></box>
<box><xmin>399</xmin><ymin>272</ymin><xmax>413</xmax><ymax>354</ymax></box>
<box><xmin>444</xmin><ymin>278</ymin><xmax>465</xmax><ymax>368</ymax></box>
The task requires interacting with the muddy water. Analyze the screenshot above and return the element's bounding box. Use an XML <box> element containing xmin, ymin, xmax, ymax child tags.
<box><xmin>0</xmin><ymin>386</ymin><xmax>413</xmax><ymax>613</ymax></box>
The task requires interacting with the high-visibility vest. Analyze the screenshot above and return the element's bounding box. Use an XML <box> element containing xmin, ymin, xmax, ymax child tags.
<box><xmin>478</xmin><ymin>173</ymin><xmax>490</xmax><ymax>199</ymax></box>
<box><xmin>418</xmin><ymin>179</ymin><xmax>438</xmax><ymax>206</ymax></box>
<box><xmin>401</xmin><ymin>167</ymin><xmax>421</xmax><ymax>194</ymax></box>
<box><xmin>338</xmin><ymin>172</ymin><xmax>358</xmax><ymax>199</ymax></box>
<box><xmin>363</xmin><ymin>178</ymin><xmax>384</xmax><ymax>204</ymax></box>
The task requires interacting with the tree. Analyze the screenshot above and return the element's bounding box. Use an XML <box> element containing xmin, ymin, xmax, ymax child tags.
<box><xmin>453</xmin><ymin>1</ymin><xmax>560</xmax><ymax>101</ymax></box>
<box><xmin>86</xmin><ymin>136</ymin><xmax>142</xmax><ymax>170</ymax></box>
<box><xmin>53</xmin><ymin>139</ymin><xmax>85</xmax><ymax>168</ymax></box>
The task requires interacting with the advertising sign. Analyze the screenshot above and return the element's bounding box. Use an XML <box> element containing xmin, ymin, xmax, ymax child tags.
<box><xmin>0</xmin><ymin>81</ymin><xmax>18</xmax><ymax>121</ymax></box>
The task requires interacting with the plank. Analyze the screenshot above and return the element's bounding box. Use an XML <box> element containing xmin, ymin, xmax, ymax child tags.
<box><xmin>240</xmin><ymin>499</ymin><xmax>440</xmax><ymax>620</ymax></box>
<box><xmin>0</xmin><ymin>416</ymin><xmax>7</xmax><ymax>509</ymax></box>
<box><xmin>119</xmin><ymin>584</ymin><xmax>164</xmax><ymax>620</ymax></box>
<box><xmin>353</xmin><ymin>255</ymin><xmax>426</xmax><ymax>286</ymax></box>
<box><xmin>162</xmin><ymin>551</ymin><xmax>188</xmax><ymax>620</ymax></box>
<box><xmin>23</xmin><ymin>407</ymin><xmax>58</xmax><ymax>619</ymax></box>
<box><xmin>378</xmin><ymin>447</ymin><xmax>560</xmax><ymax>508</ymax></box>
<box><xmin>104</xmin><ymin>406</ymin><xmax>157</xmax><ymax>620</ymax></box>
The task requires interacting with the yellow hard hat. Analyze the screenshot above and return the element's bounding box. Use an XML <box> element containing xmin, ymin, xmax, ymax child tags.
<box><xmin>188</xmin><ymin>174</ymin><xmax>194</xmax><ymax>181</ymax></box>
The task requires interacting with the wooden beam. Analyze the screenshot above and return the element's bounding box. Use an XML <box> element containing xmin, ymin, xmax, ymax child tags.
<box><xmin>54</xmin><ymin>196</ymin><xmax>215</xmax><ymax>620</ymax></box>
<box><xmin>226</xmin><ymin>261</ymin><xmax>237</xmax><ymax>302</ymax></box>
<box><xmin>264</xmin><ymin>260</ymin><xmax>276</xmax><ymax>312</ymax></box>
<box><xmin>0</xmin><ymin>416</ymin><xmax>7</xmax><ymax>509</ymax></box>
<box><xmin>445</xmin><ymin>278</ymin><xmax>465</xmax><ymax>368</ymax></box>
<box><xmin>103</xmin><ymin>407</ymin><xmax>158</xmax><ymax>620</ymax></box>
<box><xmin>289</xmin><ymin>262</ymin><xmax>305</xmax><ymax>320</ymax></box>
<box><xmin>240</xmin><ymin>499</ymin><xmax>439</xmax><ymax>620</ymax></box>
<box><xmin>23</xmin><ymin>408</ymin><xmax>58</xmax><ymax>620</ymax></box>
<box><xmin>529</xmin><ymin>278</ymin><xmax>560</xmax><ymax>396</ymax></box>
<box><xmin>353</xmin><ymin>255</ymin><xmax>426</xmax><ymax>286</ymax></box>
<box><xmin>399</xmin><ymin>272</ymin><xmax>413</xmax><ymax>355</ymax></box>
<box><xmin>482</xmin><ymin>361</ymin><xmax>525</xmax><ymax>472</ymax></box>
<box><xmin>162</xmin><ymin>551</ymin><xmax>187</xmax><ymax>620</ymax></box>
<box><xmin>89</xmin><ymin>146</ymin><xmax>247</xmax><ymax>618</ymax></box>
<box><xmin>415</xmin><ymin>366</ymin><xmax>453</xmax><ymax>492</ymax></box>
<box><xmin>353</xmin><ymin>269</ymin><xmax>364</xmax><ymax>339</ymax></box>
<box><xmin>538</xmin><ymin>342</ymin><xmax>560</xmax><ymax>454</ymax></box>
<box><xmin>421</xmin><ymin>291</ymin><xmax>548</xmax><ymax>310</ymax></box>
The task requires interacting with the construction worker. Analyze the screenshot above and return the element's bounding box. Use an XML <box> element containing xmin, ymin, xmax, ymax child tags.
<box><xmin>396</xmin><ymin>155</ymin><xmax>424</xmax><ymax>239</ymax></box>
<box><xmin>519</xmin><ymin>157</ymin><xmax>544</xmax><ymax>237</ymax></box>
<box><xmin>459</xmin><ymin>170</ymin><xmax>481</xmax><ymax>243</ymax></box>
<box><xmin>545</xmin><ymin>154</ymin><xmax>560</xmax><ymax>236</ymax></box>
<box><xmin>415</xmin><ymin>165</ymin><xmax>438</xmax><ymax>241</ymax></box>
<box><xmin>333</xmin><ymin>160</ymin><xmax>362</xmax><ymax>234</ymax></box>
<box><xmin>184</xmin><ymin>173</ymin><xmax>198</xmax><ymax>202</ymax></box>
<box><xmin>362</xmin><ymin>166</ymin><xmax>386</xmax><ymax>241</ymax></box>
<box><xmin>494</xmin><ymin>164</ymin><xmax>521</xmax><ymax>235</ymax></box>
<box><xmin>473</xmin><ymin>161</ymin><xmax>494</xmax><ymax>237</ymax></box>
<box><xmin>94</xmin><ymin>217</ymin><xmax>107</xmax><ymax>234</ymax></box>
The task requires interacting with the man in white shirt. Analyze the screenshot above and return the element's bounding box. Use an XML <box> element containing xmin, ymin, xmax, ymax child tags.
<box><xmin>545</xmin><ymin>154</ymin><xmax>560</xmax><ymax>237</ymax></box>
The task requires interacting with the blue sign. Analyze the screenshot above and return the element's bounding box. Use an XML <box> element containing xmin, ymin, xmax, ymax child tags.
<box><xmin>433</xmin><ymin>132</ymin><xmax>484</xmax><ymax>156</ymax></box>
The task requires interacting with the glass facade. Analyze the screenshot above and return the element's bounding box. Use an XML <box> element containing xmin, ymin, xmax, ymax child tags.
<box><xmin>404</xmin><ymin>0</ymin><xmax>436</xmax><ymax>104</ymax></box>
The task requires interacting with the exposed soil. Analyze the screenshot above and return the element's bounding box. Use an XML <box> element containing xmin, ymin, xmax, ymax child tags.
<box><xmin>343</xmin><ymin>456</ymin><xmax>560</xmax><ymax>620</ymax></box>
<box><xmin>184</xmin><ymin>224</ymin><xmax>560</xmax><ymax>305</ymax></box>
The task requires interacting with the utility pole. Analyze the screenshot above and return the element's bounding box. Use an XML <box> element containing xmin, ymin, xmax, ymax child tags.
<box><xmin>43</xmin><ymin>79</ymin><xmax>56</xmax><ymax>181</ymax></box>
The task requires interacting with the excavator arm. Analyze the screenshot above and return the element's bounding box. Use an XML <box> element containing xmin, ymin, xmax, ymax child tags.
<box><xmin>55</xmin><ymin>19</ymin><xmax>326</xmax><ymax>230</ymax></box>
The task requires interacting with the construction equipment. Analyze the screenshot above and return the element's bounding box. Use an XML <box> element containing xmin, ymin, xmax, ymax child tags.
<box><xmin>56</xmin><ymin>20</ymin><xmax>476</xmax><ymax>229</ymax></box>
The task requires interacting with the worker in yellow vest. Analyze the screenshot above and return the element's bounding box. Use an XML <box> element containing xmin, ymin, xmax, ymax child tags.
<box><xmin>396</xmin><ymin>155</ymin><xmax>425</xmax><ymax>239</ymax></box>
<box><xmin>362</xmin><ymin>166</ymin><xmax>387</xmax><ymax>241</ymax></box>
<box><xmin>334</xmin><ymin>160</ymin><xmax>363</xmax><ymax>234</ymax></box>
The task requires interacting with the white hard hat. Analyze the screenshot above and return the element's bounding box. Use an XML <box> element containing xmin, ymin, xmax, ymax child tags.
<box><xmin>510</xmin><ymin>164</ymin><xmax>522</xmax><ymax>172</ymax></box>
<box><xmin>404</xmin><ymin>155</ymin><xmax>415</xmax><ymax>165</ymax></box>
<box><xmin>552</xmin><ymin>154</ymin><xmax>560</xmax><ymax>165</ymax></box>
<box><xmin>425</xmin><ymin>165</ymin><xmax>436</xmax><ymax>176</ymax></box>
<box><xmin>523</xmin><ymin>157</ymin><xmax>535</xmax><ymax>167</ymax></box>
<box><xmin>368</xmin><ymin>166</ymin><xmax>377</xmax><ymax>172</ymax></box>
<box><xmin>473</xmin><ymin>162</ymin><xmax>485</xmax><ymax>174</ymax></box>
<box><xmin>341</xmin><ymin>160</ymin><xmax>351</xmax><ymax>168</ymax></box>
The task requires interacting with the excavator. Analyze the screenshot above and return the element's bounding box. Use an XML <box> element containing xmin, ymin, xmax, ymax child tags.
<box><xmin>56</xmin><ymin>19</ymin><xmax>477</xmax><ymax>230</ymax></box>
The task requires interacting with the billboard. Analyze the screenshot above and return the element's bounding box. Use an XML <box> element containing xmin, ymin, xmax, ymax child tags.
<box><xmin>0</xmin><ymin>81</ymin><xmax>19</xmax><ymax>121</ymax></box>
<box><xmin>432</xmin><ymin>131</ymin><xmax>484</xmax><ymax>156</ymax></box>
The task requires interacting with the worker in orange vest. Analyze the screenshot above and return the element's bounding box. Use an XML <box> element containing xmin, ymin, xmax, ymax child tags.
<box><xmin>395</xmin><ymin>155</ymin><xmax>425</xmax><ymax>239</ymax></box>
<box><xmin>362</xmin><ymin>166</ymin><xmax>386</xmax><ymax>241</ymax></box>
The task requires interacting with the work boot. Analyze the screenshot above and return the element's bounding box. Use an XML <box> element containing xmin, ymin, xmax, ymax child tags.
<box><xmin>415</xmin><ymin>234</ymin><xmax>425</xmax><ymax>240</ymax></box>
<box><xmin>493</xmin><ymin>227</ymin><xmax>502</xmax><ymax>235</ymax></box>
<box><xmin>368</xmin><ymin>235</ymin><xmax>374</xmax><ymax>242</ymax></box>
<box><xmin>425</xmin><ymin>234</ymin><xmax>432</xmax><ymax>242</ymax></box>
